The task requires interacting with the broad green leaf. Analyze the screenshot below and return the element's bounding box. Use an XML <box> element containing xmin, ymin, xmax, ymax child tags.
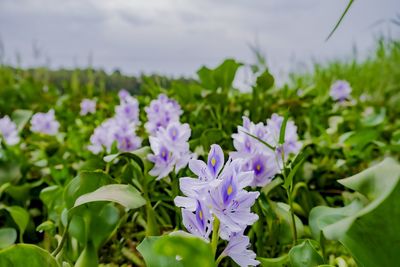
<box><xmin>197</xmin><ymin>59</ymin><xmax>242</xmax><ymax>91</ymax></box>
<box><xmin>103</xmin><ymin>146</ymin><xmax>151</xmax><ymax>172</ymax></box>
<box><xmin>258</xmin><ymin>254</ymin><xmax>288</xmax><ymax>267</ymax></box>
<box><xmin>309</xmin><ymin>158</ymin><xmax>400</xmax><ymax>267</ymax></box>
<box><xmin>137</xmin><ymin>233</ymin><xmax>215</xmax><ymax>267</ymax></box>
<box><xmin>137</xmin><ymin>236</ymin><xmax>183</xmax><ymax>267</ymax></box>
<box><xmin>154</xmin><ymin>234</ymin><xmax>215</xmax><ymax>267</ymax></box>
<box><xmin>256</xmin><ymin>69</ymin><xmax>274</xmax><ymax>90</ymax></box>
<box><xmin>64</xmin><ymin>171</ymin><xmax>113</xmax><ymax>209</ymax></box>
<box><xmin>0</xmin><ymin>228</ymin><xmax>17</xmax><ymax>249</ymax></box>
<box><xmin>4</xmin><ymin>206</ymin><xmax>29</xmax><ymax>242</ymax></box>
<box><xmin>11</xmin><ymin>109</ymin><xmax>33</xmax><ymax>132</ymax></box>
<box><xmin>288</xmin><ymin>240</ymin><xmax>324</xmax><ymax>267</ymax></box>
<box><xmin>73</xmin><ymin>184</ymin><xmax>146</xmax><ymax>210</ymax></box>
<box><xmin>0</xmin><ymin>244</ymin><xmax>59</xmax><ymax>267</ymax></box>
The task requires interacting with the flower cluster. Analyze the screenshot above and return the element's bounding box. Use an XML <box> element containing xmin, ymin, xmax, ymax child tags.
<box><xmin>30</xmin><ymin>109</ymin><xmax>60</xmax><ymax>135</ymax></box>
<box><xmin>88</xmin><ymin>90</ymin><xmax>141</xmax><ymax>154</ymax></box>
<box><xmin>231</xmin><ymin>114</ymin><xmax>301</xmax><ymax>187</ymax></box>
<box><xmin>0</xmin><ymin>116</ymin><xmax>20</xmax><ymax>146</ymax></box>
<box><xmin>144</xmin><ymin>94</ymin><xmax>182</xmax><ymax>135</ymax></box>
<box><xmin>80</xmin><ymin>99</ymin><xmax>96</xmax><ymax>116</ymax></box>
<box><xmin>146</xmin><ymin>94</ymin><xmax>194</xmax><ymax>180</ymax></box>
<box><xmin>175</xmin><ymin>145</ymin><xmax>260</xmax><ymax>266</ymax></box>
<box><xmin>330</xmin><ymin>80</ymin><xmax>352</xmax><ymax>102</ymax></box>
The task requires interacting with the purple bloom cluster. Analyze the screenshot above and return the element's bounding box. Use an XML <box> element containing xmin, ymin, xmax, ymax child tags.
<box><xmin>144</xmin><ymin>94</ymin><xmax>183</xmax><ymax>135</ymax></box>
<box><xmin>30</xmin><ymin>109</ymin><xmax>60</xmax><ymax>135</ymax></box>
<box><xmin>88</xmin><ymin>90</ymin><xmax>141</xmax><ymax>154</ymax></box>
<box><xmin>231</xmin><ymin>115</ymin><xmax>301</xmax><ymax>187</ymax></box>
<box><xmin>329</xmin><ymin>80</ymin><xmax>352</xmax><ymax>102</ymax></box>
<box><xmin>0</xmin><ymin>115</ymin><xmax>20</xmax><ymax>146</ymax></box>
<box><xmin>175</xmin><ymin>145</ymin><xmax>260</xmax><ymax>266</ymax></box>
<box><xmin>148</xmin><ymin>122</ymin><xmax>194</xmax><ymax>180</ymax></box>
<box><xmin>80</xmin><ymin>99</ymin><xmax>96</xmax><ymax>116</ymax></box>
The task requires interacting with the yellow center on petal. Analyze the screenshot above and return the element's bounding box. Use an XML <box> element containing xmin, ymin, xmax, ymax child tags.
<box><xmin>172</xmin><ymin>130</ymin><xmax>177</xmax><ymax>137</ymax></box>
<box><xmin>256</xmin><ymin>164</ymin><xmax>261</xmax><ymax>171</ymax></box>
<box><xmin>161</xmin><ymin>151</ymin><xmax>166</xmax><ymax>158</ymax></box>
<box><xmin>199</xmin><ymin>210</ymin><xmax>203</xmax><ymax>220</ymax></box>
<box><xmin>227</xmin><ymin>185</ymin><xmax>233</xmax><ymax>195</ymax></box>
<box><xmin>211</xmin><ymin>157</ymin><xmax>216</xmax><ymax>166</ymax></box>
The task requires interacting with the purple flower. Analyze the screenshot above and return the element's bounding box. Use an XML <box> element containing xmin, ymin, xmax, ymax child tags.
<box><xmin>88</xmin><ymin>118</ymin><xmax>141</xmax><ymax>154</ymax></box>
<box><xmin>115</xmin><ymin>94</ymin><xmax>140</xmax><ymax>124</ymax></box>
<box><xmin>80</xmin><ymin>99</ymin><xmax>96</xmax><ymax>116</ymax></box>
<box><xmin>208</xmin><ymin>159</ymin><xmax>259</xmax><ymax>233</ymax></box>
<box><xmin>181</xmin><ymin>199</ymin><xmax>213</xmax><ymax>240</ymax></box>
<box><xmin>118</xmin><ymin>89</ymin><xmax>130</xmax><ymax>101</ymax></box>
<box><xmin>0</xmin><ymin>115</ymin><xmax>19</xmax><ymax>145</ymax></box>
<box><xmin>145</xmin><ymin>94</ymin><xmax>183</xmax><ymax>135</ymax></box>
<box><xmin>248</xmin><ymin>153</ymin><xmax>280</xmax><ymax>187</ymax></box>
<box><xmin>148</xmin><ymin>122</ymin><xmax>194</xmax><ymax>180</ymax></box>
<box><xmin>30</xmin><ymin>109</ymin><xmax>60</xmax><ymax>135</ymax></box>
<box><xmin>330</xmin><ymin>80</ymin><xmax>352</xmax><ymax>102</ymax></box>
<box><xmin>265</xmin><ymin>113</ymin><xmax>302</xmax><ymax>160</ymax></box>
<box><xmin>222</xmin><ymin>232</ymin><xmax>259</xmax><ymax>267</ymax></box>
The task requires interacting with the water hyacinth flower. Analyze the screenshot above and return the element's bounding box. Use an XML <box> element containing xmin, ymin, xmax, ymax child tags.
<box><xmin>80</xmin><ymin>98</ymin><xmax>96</xmax><ymax>116</ymax></box>
<box><xmin>30</xmin><ymin>109</ymin><xmax>60</xmax><ymax>135</ymax></box>
<box><xmin>88</xmin><ymin>117</ymin><xmax>141</xmax><ymax>154</ymax></box>
<box><xmin>231</xmin><ymin>116</ymin><xmax>280</xmax><ymax>187</ymax></box>
<box><xmin>330</xmin><ymin>80</ymin><xmax>352</xmax><ymax>102</ymax></box>
<box><xmin>145</xmin><ymin>94</ymin><xmax>183</xmax><ymax>135</ymax></box>
<box><xmin>148</xmin><ymin>122</ymin><xmax>194</xmax><ymax>180</ymax></box>
<box><xmin>265</xmin><ymin>113</ymin><xmax>302</xmax><ymax>159</ymax></box>
<box><xmin>181</xmin><ymin>199</ymin><xmax>213</xmax><ymax>240</ymax></box>
<box><xmin>88</xmin><ymin>91</ymin><xmax>142</xmax><ymax>154</ymax></box>
<box><xmin>115</xmin><ymin>93</ymin><xmax>140</xmax><ymax>124</ymax></box>
<box><xmin>0</xmin><ymin>115</ymin><xmax>20</xmax><ymax>145</ymax></box>
<box><xmin>175</xmin><ymin>144</ymin><xmax>259</xmax><ymax>266</ymax></box>
<box><xmin>222</xmin><ymin>232</ymin><xmax>260</xmax><ymax>267</ymax></box>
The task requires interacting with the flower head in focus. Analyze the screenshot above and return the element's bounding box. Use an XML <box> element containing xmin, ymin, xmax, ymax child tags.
<box><xmin>80</xmin><ymin>99</ymin><xmax>96</xmax><ymax>116</ymax></box>
<box><xmin>0</xmin><ymin>115</ymin><xmax>20</xmax><ymax>145</ymax></box>
<box><xmin>174</xmin><ymin>144</ymin><xmax>260</xmax><ymax>266</ymax></box>
<box><xmin>30</xmin><ymin>109</ymin><xmax>60</xmax><ymax>135</ymax></box>
<box><xmin>330</xmin><ymin>80</ymin><xmax>352</xmax><ymax>102</ymax></box>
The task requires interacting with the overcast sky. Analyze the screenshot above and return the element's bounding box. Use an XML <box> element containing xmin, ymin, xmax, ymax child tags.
<box><xmin>0</xmin><ymin>0</ymin><xmax>399</xmax><ymax>82</ymax></box>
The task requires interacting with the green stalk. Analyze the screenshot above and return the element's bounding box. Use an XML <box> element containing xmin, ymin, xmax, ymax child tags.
<box><xmin>211</xmin><ymin>217</ymin><xmax>220</xmax><ymax>257</ymax></box>
<box><xmin>51</xmin><ymin>220</ymin><xmax>70</xmax><ymax>257</ymax></box>
<box><xmin>215</xmin><ymin>253</ymin><xmax>225</xmax><ymax>266</ymax></box>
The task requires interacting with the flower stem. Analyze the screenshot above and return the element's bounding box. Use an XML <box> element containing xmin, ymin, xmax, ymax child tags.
<box><xmin>51</xmin><ymin>220</ymin><xmax>70</xmax><ymax>257</ymax></box>
<box><xmin>211</xmin><ymin>217</ymin><xmax>220</xmax><ymax>258</ymax></box>
<box><xmin>286</xmin><ymin>187</ymin><xmax>297</xmax><ymax>246</ymax></box>
<box><xmin>215</xmin><ymin>253</ymin><xmax>225</xmax><ymax>266</ymax></box>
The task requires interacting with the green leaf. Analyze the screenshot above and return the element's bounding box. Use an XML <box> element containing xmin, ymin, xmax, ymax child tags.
<box><xmin>261</xmin><ymin>177</ymin><xmax>283</xmax><ymax>196</ymax></box>
<box><xmin>283</xmin><ymin>153</ymin><xmax>306</xmax><ymax>190</ymax></box>
<box><xmin>0</xmin><ymin>228</ymin><xmax>17</xmax><ymax>249</ymax></box>
<box><xmin>243</xmin><ymin>130</ymin><xmax>275</xmax><ymax>151</ymax></box>
<box><xmin>197</xmin><ymin>59</ymin><xmax>242</xmax><ymax>91</ymax></box>
<box><xmin>258</xmin><ymin>254</ymin><xmax>288</xmax><ymax>267</ymax></box>
<box><xmin>256</xmin><ymin>70</ymin><xmax>274</xmax><ymax>90</ymax></box>
<box><xmin>4</xmin><ymin>206</ymin><xmax>29</xmax><ymax>242</ymax></box>
<box><xmin>72</xmin><ymin>184</ymin><xmax>146</xmax><ymax>211</ymax></box>
<box><xmin>74</xmin><ymin>241</ymin><xmax>98</xmax><ymax>267</ymax></box>
<box><xmin>103</xmin><ymin>146</ymin><xmax>151</xmax><ymax>172</ymax></box>
<box><xmin>64</xmin><ymin>171</ymin><xmax>113</xmax><ymax>209</ymax></box>
<box><xmin>0</xmin><ymin>244</ymin><xmax>59</xmax><ymax>267</ymax></box>
<box><xmin>137</xmin><ymin>234</ymin><xmax>215</xmax><ymax>267</ymax></box>
<box><xmin>309</xmin><ymin>158</ymin><xmax>400</xmax><ymax>266</ymax></box>
<box><xmin>279</xmin><ymin>113</ymin><xmax>289</xmax><ymax>145</ymax></box>
<box><xmin>137</xmin><ymin>236</ymin><xmax>183</xmax><ymax>267</ymax></box>
<box><xmin>11</xmin><ymin>109</ymin><xmax>33</xmax><ymax>132</ymax></box>
<box><xmin>288</xmin><ymin>240</ymin><xmax>324</xmax><ymax>267</ymax></box>
<box><xmin>326</xmin><ymin>0</ymin><xmax>354</xmax><ymax>41</ymax></box>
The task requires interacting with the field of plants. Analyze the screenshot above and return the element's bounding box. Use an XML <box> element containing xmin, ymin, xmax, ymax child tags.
<box><xmin>0</xmin><ymin>39</ymin><xmax>399</xmax><ymax>267</ymax></box>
